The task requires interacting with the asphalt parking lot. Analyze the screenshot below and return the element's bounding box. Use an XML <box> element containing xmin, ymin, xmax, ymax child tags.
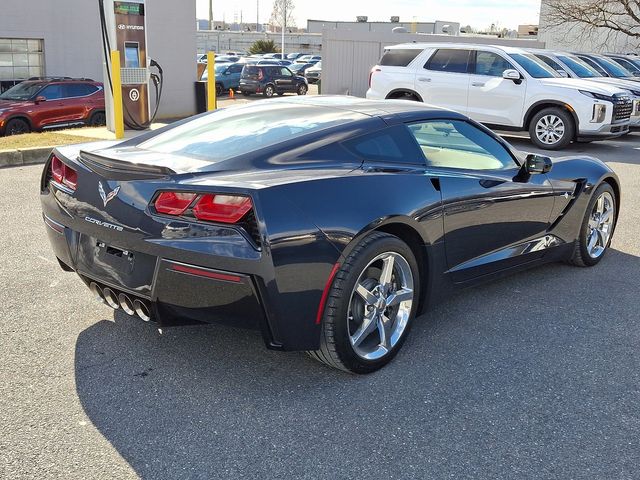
<box><xmin>1</xmin><ymin>130</ymin><xmax>639</xmax><ymax>479</ymax></box>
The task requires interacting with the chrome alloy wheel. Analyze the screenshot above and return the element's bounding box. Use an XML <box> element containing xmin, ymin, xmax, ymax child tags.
<box><xmin>535</xmin><ymin>114</ymin><xmax>566</xmax><ymax>145</ymax></box>
<box><xmin>586</xmin><ymin>191</ymin><xmax>615</xmax><ymax>259</ymax></box>
<box><xmin>347</xmin><ymin>252</ymin><xmax>414</xmax><ymax>361</ymax></box>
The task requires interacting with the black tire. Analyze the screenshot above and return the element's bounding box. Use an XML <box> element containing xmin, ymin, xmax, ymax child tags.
<box><xmin>241</xmin><ymin>91</ymin><xmax>251</xmax><ymax>97</ymax></box>
<box><xmin>5</xmin><ymin>118</ymin><xmax>31</xmax><ymax>136</ymax></box>
<box><xmin>263</xmin><ymin>84</ymin><xmax>275</xmax><ymax>98</ymax></box>
<box><xmin>297</xmin><ymin>83</ymin><xmax>308</xmax><ymax>96</ymax></box>
<box><xmin>277</xmin><ymin>91</ymin><xmax>285</xmax><ymax>96</ymax></box>
<box><xmin>216</xmin><ymin>83</ymin><xmax>224</xmax><ymax>96</ymax></box>
<box><xmin>386</xmin><ymin>91</ymin><xmax>421</xmax><ymax>102</ymax></box>
<box><xmin>308</xmin><ymin>232</ymin><xmax>421</xmax><ymax>374</ymax></box>
<box><xmin>88</xmin><ymin>111</ymin><xmax>106</xmax><ymax>127</ymax></box>
<box><xmin>568</xmin><ymin>182</ymin><xmax>617</xmax><ymax>267</ymax></box>
<box><xmin>528</xmin><ymin>107</ymin><xmax>575</xmax><ymax>150</ymax></box>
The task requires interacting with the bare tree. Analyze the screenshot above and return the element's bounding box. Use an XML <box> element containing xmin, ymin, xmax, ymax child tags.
<box><xmin>544</xmin><ymin>0</ymin><xmax>640</xmax><ymax>41</ymax></box>
<box><xmin>270</xmin><ymin>0</ymin><xmax>295</xmax><ymax>31</ymax></box>
<box><xmin>270</xmin><ymin>0</ymin><xmax>295</xmax><ymax>57</ymax></box>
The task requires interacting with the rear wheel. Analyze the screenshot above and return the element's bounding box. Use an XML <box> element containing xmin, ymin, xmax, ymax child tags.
<box><xmin>5</xmin><ymin>118</ymin><xmax>30</xmax><ymax>135</ymax></box>
<box><xmin>386</xmin><ymin>91</ymin><xmax>420</xmax><ymax>102</ymax></box>
<box><xmin>308</xmin><ymin>232</ymin><xmax>420</xmax><ymax>374</ymax></box>
<box><xmin>241</xmin><ymin>91</ymin><xmax>251</xmax><ymax>96</ymax></box>
<box><xmin>263</xmin><ymin>84</ymin><xmax>275</xmax><ymax>98</ymax></box>
<box><xmin>297</xmin><ymin>83</ymin><xmax>308</xmax><ymax>96</ymax></box>
<box><xmin>89</xmin><ymin>111</ymin><xmax>106</xmax><ymax>126</ymax></box>
<box><xmin>216</xmin><ymin>83</ymin><xmax>224</xmax><ymax>96</ymax></box>
<box><xmin>529</xmin><ymin>107</ymin><xmax>574</xmax><ymax>150</ymax></box>
<box><xmin>568</xmin><ymin>183</ymin><xmax>617</xmax><ymax>267</ymax></box>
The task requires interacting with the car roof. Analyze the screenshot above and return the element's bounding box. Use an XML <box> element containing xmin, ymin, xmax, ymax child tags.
<box><xmin>236</xmin><ymin>95</ymin><xmax>458</xmax><ymax>119</ymax></box>
<box><xmin>383</xmin><ymin>43</ymin><xmax>531</xmax><ymax>54</ymax></box>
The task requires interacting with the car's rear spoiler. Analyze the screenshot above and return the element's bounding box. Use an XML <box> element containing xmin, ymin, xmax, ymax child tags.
<box><xmin>78</xmin><ymin>150</ymin><xmax>176</xmax><ymax>180</ymax></box>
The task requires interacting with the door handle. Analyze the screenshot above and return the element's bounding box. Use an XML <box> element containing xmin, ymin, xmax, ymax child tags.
<box><xmin>417</xmin><ymin>77</ymin><xmax>431</xmax><ymax>83</ymax></box>
<box><xmin>471</xmin><ymin>82</ymin><xmax>485</xmax><ymax>87</ymax></box>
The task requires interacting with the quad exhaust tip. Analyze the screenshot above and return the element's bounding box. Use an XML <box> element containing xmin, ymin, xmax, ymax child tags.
<box><xmin>134</xmin><ymin>299</ymin><xmax>152</xmax><ymax>322</ymax></box>
<box><xmin>89</xmin><ymin>282</ymin><xmax>106</xmax><ymax>305</ymax></box>
<box><xmin>102</xmin><ymin>287</ymin><xmax>120</xmax><ymax>309</ymax></box>
<box><xmin>118</xmin><ymin>293</ymin><xmax>136</xmax><ymax>316</ymax></box>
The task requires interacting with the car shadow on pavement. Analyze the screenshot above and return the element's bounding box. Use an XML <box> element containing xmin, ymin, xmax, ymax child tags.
<box><xmin>74</xmin><ymin>248</ymin><xmax>640</xmax><ymax>479</ymax></box>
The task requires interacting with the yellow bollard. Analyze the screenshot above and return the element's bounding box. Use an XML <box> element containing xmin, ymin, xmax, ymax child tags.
<box><xmin>110</xmin><ymin>50</ymin><xmax>125</xmax><ymax>139</ymax></box>
<box><xmin>207</xmin><ymin>52</ymin><xmax>217</xmax><ymax>111</ymax></box>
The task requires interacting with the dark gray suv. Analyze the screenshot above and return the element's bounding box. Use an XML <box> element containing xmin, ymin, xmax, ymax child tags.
<box><xmin>239</xmin><ymin>65</ymin><xmax>308</xmax><ymax>97</ymax></box>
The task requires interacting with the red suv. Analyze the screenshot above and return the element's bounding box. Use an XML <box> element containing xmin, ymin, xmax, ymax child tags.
<box><xmin>0</xmin><ymin>77</ymin><xmax>105</xmax><ymax>136</ymax></box>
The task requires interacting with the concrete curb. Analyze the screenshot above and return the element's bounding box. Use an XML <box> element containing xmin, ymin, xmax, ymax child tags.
<box><xmin>0</xmin><ymin>146</ymin><xmax>53</xmax><ymax>168</ymax></box>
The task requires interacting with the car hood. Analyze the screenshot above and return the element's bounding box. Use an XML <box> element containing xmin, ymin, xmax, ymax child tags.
<box><xmin>539</xmin><ymin>78</ymin><xmax>626</xmax><ymax>96</ymax></box>
<box><xmin>583</xmin><ymin>77</ymin><xmax>640</xmax><ymax>95</ymax></box>
<box><xmin>0</xmin><ymin>98</ymin><xmax>32</xmax><ymax>110</ymax></box>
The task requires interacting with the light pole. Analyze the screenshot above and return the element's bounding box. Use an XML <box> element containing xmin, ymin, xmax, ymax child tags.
<box><xmin>281</xmin><ymin>1</ymin><xmax>286</xmax><ymax>59</ymax></box>
<box><xmin>256</xmin><ymin>0</ymin><xmax>259</xmax><ymax>32</ymax></box>
<box><xmin>209</xmin><ymin>0</ymin><xmax>213</xmax><ymax>31</ymax></box>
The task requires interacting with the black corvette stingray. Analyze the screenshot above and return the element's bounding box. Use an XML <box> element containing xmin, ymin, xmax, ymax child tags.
<box><xmin>40</xmin><ymin>96</ymin><xmax>620</xmax><ymax>373</ymax></box>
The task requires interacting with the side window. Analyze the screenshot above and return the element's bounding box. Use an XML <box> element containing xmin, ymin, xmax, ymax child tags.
<box><xmin>474</xmin><ymin>51</ymin><xmax>515</xmax><ymax>76</ymax></box>
<box><xmin>229</xmin><ymin>64</ymin><xmax>243</xmax><ymax>74</ymax></box>
<box><xmin>280</xmin><ymin>67</ymin><xmax>292</xmax><ymax>76</ymax></box>
<box><xmin>408</xmin><ymin>120</ymin><xmax>517</xmax><ymax>171</ymax></box>
<box><xmin>343</xmin><ymin>125</ymin><xmax>426</xmax><ymax>165</ymax></box>
<box><xmin>425</xmin><ymin>49</ymin><xmax>471</xmax><ymax>74</ymax></box>
<box><xmin>64</xmin><ymin>83</ymin><xmax>94</xmax><ymax>98</ymax></box>
<box><xmin>39</xmin><ymin>84</ymin><xmax>64</xmax><ymax>100</ymax></box>
<box><xmin>379</xmin><ymin>48</ymin><xmax>421</xmax><ymax>67</ymax></box>
<box><xmin>535</xmin><ymin>54</ymin><xmax>566</xmax><ymax>74</ymax></box>
<box><xmin>579</xmin><ymin>56</ymin><xmax>607</xmax><ymax>75</ymax></box>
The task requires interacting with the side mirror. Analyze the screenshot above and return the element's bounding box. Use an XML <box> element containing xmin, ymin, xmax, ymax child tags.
<box><xmin>525</xmin><ymin>153</ymin><xmax>553</xmax><ymax>174</ymax></box>
<box><xmin>35</xmin><ymin>96</ymin><xmax>46</xmax><ymax>104</ymax></box>
<box><xmin>502</xmin><ymin>69</ymin><xmax>521</xmax><ymax>82</ymax></box>
<box><xmin>556</xmin><ymin>69</ymin><xmax>569</xmax><ymax>78</ymax></box>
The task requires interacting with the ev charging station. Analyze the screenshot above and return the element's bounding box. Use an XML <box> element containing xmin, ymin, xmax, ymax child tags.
<box><xmin>98</xmin><ymin>0</ymin><xmax>163</xmax><ymax>136</ymax></box>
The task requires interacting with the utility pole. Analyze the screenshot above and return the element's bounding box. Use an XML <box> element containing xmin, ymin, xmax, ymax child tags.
<box><xmin>256</xmin><ymin>0</ymin><xmax>259</xmax><ymax>32</ymax></box>
<box><xmin>209</xmin><ymin>0</ymin><xmax>213</xmax><ymax>30</ymax></box>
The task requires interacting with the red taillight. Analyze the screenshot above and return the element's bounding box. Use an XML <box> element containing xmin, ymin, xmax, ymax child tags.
<box><xmin>50</xmin><ymin>155</ymin><xmax>78</xmax><ymax>191</ymax></box>
<box><xmin>193</xmin><ymin>194</ymin><xmax>252</xmax><ymax>223</ymax></box>
<box><xmin>154</xmin><ymin>192</ymin><xmax>197</xmax><ymax>215</ymax></box>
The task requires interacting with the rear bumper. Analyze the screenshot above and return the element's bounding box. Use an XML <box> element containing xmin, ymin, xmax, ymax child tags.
<box><xmin>43</xmin><ymin>211</ymin><xmax>276</xmax><ymax>343</ymax></box>
<box><xmin>40</xmin><ymin>164</ymin><xmax>343</xmax><ymax>352</ymax></box>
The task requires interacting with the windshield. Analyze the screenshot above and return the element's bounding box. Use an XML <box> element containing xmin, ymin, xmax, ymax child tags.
<box><xmin>557</xmin><ymin>55</ymin><xmax>602</xmax><ymax>78</ymax></box>
<box><xmin>509</xmin><ymin>53</ymin><xmax>560</xmax><ymax>78</ymax></box>
<box><xmin>591</xmin><ymin>56</ymin><xmax>633</xmax><ymax>78</ymax></box>
<box><xmin>138</xmin><ymin>102</ymin><xmax>365</xmax><ymax>162</ymax></box>
<box><xmin>0</xmin><ymin>82</ymin><xmax>43</xmax><ymax>101</ymax></box>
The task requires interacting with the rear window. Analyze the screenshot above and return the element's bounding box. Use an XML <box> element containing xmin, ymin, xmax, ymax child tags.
<box><xmin>425</xmin><ymin>49</ymin><xmax>471</xmax><ymax>74</ymax></box>
<box><xmin>379</xmin><ymin>49</ymin><xmax>421</xmax><ymax>67</ymax></box>
<box><xmin>138</xmin><ymin>103</ymin><xmax>365</xmax><ymax>162</ymax></box>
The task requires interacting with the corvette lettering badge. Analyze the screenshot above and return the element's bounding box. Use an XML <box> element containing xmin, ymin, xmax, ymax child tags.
<box><xmin>99</xmin><ymin>182</ymin><xmax>121</xmax><ymax>207</ymax></box>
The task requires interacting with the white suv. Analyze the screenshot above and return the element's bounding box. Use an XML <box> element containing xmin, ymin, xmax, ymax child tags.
<box><xmin>366</xmin><ymin>44</ymin><xmax>633</xmax><ymax>149</ymax></box>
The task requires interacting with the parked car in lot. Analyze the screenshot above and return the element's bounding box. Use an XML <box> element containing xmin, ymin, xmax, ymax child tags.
<box><xmin>529</xmin><ymin>50</ymin><xmax>640</xmax><ymax>128</ymax></box>
<box><xmin>0</xmin><ymin>77</ymin><xmax>105</xmax><ymax>136</ymax></box>
<box><xmin>200</xmin><ymin>63</ymin><xmax>244</xmax><ymax>95</ymax></box>
<box><xmin>604</xmin><ymin>54</ymin><xmax>640</xmax><ymax>76</ymax></box>
<box><xmin>288</xmin><ymin>62</ymin><xmax>315</xmax><ymax>76</ymax></box>
<box><xmin>287</xmin><ymin>52</ymin><xmax>306</xmax><ymax>60</ymax></box>
<box><xmin>367</xmin><ymin>43</ymin><xmax>633</xmax><ymax>149</ymax></box>
<box><xmin>575</xmin><ymin>53</ymin><xmax>640</xmax><ymax>84</ymax></box>
<box><xmin>40</xmin><ymin>96</ymin><xmax>621</xmax><ymax>373</ymax></box>
<box><xmin>296</xmin><ymin>55</ymin><xmax>321</xmax><ymax>64</ymax></box>
<box><xmin>239</xmin><ymin>65</ymin><xmax>308</xmax><ymax>97</ymax></box>
<box><xmin>305</xmin><ymin>62</ymin><xmax>322</xmax><ymax>84</ymax></box>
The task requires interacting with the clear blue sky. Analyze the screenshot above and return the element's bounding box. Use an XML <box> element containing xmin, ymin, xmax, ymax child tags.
<box><xmin>196</xmin><ymin>0</ymin><xmax>541</xmax><ymax>30</ymax></box>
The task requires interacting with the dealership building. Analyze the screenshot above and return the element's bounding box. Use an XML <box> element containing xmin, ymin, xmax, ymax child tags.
<box><xmin>0</xmin><ymin>0</ymin><xmax>198</xmax><ymax>119</ymax></box>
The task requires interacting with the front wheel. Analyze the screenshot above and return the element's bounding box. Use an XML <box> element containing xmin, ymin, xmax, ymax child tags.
<box><xmin>308</xmin><ymin>232</ymin><xmax>420</xmax><ymax>374</ymax></box>
<box><xmin>568</xmin><ymin>183</ymin><xmax>617</xmax><ymax>267</ymax></box>
<box><xmin>297</xmin><ymin>83</ymin><xmax>308</xmax><ymax>96</ymax></box>
<box><xmin>529</xmin><ymin>107</ymin><xmax>575</xmax><ymax>150</ymax></box>
<box><xmin>5</xmin><ymin>118</ymin><xmax>31</xmax><ymax>136</ymax></box>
